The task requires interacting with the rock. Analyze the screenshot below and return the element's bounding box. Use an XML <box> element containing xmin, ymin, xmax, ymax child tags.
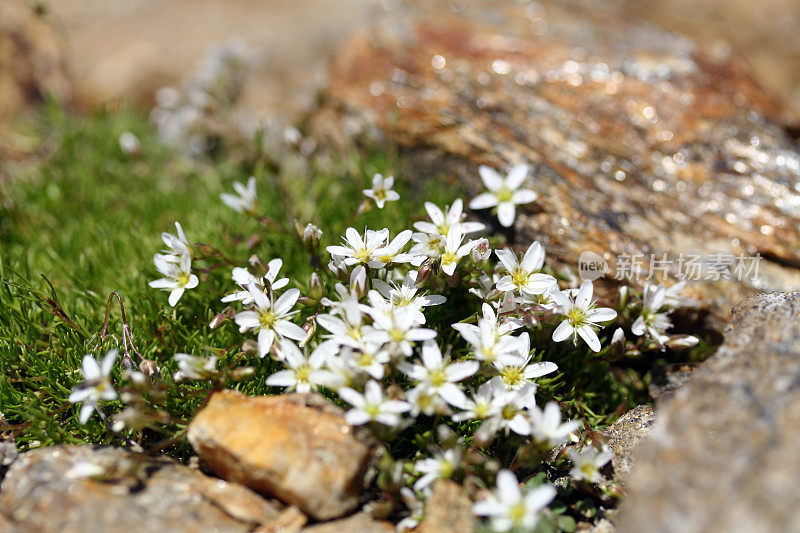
<box><xmin>300</xmin><ymin>512</ymin><xmax>394</xmax><ymax>533</ymax></box>
<box><xmin>417</xmin><ymin>479</ymin><xmax>473</xmax><ymax>533</ymax></box>
<box><xmin>0</xmin><ymin>445</ymin><xmax>285</xmax><ymax>532</ymax></box>
<box><xmin>617</xmin><ymin>292</ymin><xmax>800</xmax><ymax>532</ymax></box>
<box><xmin>188</xmin><ymin>390</ymin><xmax>374</xmax><ymax>521</ymax></box>
<box><xmin>253</xmin><ymin>506</ymin><xmax>308</xmax><ymax>533</ymax></box>
<box><xmin>47</xmin><ymin>0</ymin><xmax>372</xmax><ymax>121</ymax></box>
<box><xmin>312</xmin><ymin>0</ymin><xmax>800</xmax><ymax>326</ymax></box>
<box><xmin>611</xmin><ymin>0</ymin><xmax>800</xmax><ymax>115</ymax></box>
<box><xmin>604</xmin><ymin>406</ymin><xmax>654</xmax><ymax>482</ymax></box>
<box><xmin>0</xmin><ymin>0</ymin><xmax>71</xmax><ymax>121</ymax></box>
<box><xmin>647</xmin><ymin>363</ymin><xmax>699</xmax><ymax>400</ymax></box>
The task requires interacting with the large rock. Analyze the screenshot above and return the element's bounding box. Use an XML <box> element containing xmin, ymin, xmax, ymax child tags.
<box><xmin>188</xmin><ymin>390</ymin><xmax>375</xmax><ymax>521</ymax></box>
<box><xmin>604</xmin><ymin>405</ymin><xmax>654</xmax><ymax>482</ymax></box>
<box><xmin>617</xmin><ymin>292</ymin><xmax>800</xmax><ymax>532</ymax></box>
<box><xmin>0</xmin><ymin>0</ymin><xmax>71</xmax><ymax>121</ymax></box>
<box><xmin>312</xmin><ymin>0</ymin><xmax>800</xmax><ymax>326</ymax></box>
<box><xmin>0</xmin><ymin>445</ymin><xmax>285</xmax><ymax>532</ymax></box>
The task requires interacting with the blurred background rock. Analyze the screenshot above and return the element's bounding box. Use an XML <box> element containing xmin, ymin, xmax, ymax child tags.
<box><xmin>2</xmin><ymin>0</ymin><xmax>798</xmax><ymax>123</ymax></box>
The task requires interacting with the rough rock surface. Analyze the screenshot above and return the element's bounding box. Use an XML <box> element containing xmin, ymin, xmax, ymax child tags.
<box><xmin>0</xmin><ymin>0</ymin><xmax>71</xmax><ymax>121</ymax></box>
<box><xmin>188</xmin><ymin>390</ymin><xmax>374</xmax><ymax>521</ymax></box>
<box><xmin>313</xmin><ymin>0</ymin><xmax>800</xmax><ymax>325</ymax></box>
<box><xmin>300</xmin><ymin>512</ymin><xmax>394</xmax><ymax>533</ymax></box>
<box><xmin>604</xmin><ymin>405</ymin><xmax>654</xmax><ymax>482</ymax></box>
<box><xmin>0</xmin><ymin>445</ymin><xmax>285</xmax><ymax>532</ymax></box>
<box><xmin>417</xmin><ymin>479</ymin><xmax>474</xmax><ymax>533</ymax></box>
<box><xmin>618</xmin><ymin>292</ymin><xmax>800</xmax><ymax>532</ymax></box>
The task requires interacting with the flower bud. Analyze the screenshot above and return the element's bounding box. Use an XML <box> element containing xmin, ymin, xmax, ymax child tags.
<box><xmin>299</xmin><ymin>318</ymin><xmax>317</xmax><ymax>347</ymax></box>
<box><xmin>209</xmin><ymin>311</ymin><xmax>229</xmax><ymax>329</ymax></box>
<box><xmin>618</xmin><ymin>285</ymin><xmax>629</xmax><ymax>308</ymax></box>
<box><xmin>308</xmin><ymin>272</ymin><xmax>326</xmax><ymax>302</ymax></box>
<box><xmin>230</xmin><ymin>366</ymin><xmax>255</xmax><ymax>380</ymax></box>
<box><xmin>610</xmin><ymin>327</ymin><xmax>626</xmax><ymax>357</ymax></box>
<box><xmin>350</xmin><ymin>266</ymin><xmax>368</xmax><ymax>299</ymax></box>
<box><xmin>139</xmin><ymin>359</ymin><xmax>160</xmax><ymax>379</ymax></box>
<box><xmin>248</xmin><ymin>254</ymin><xmax>269</xmax><ymax>278</ymax></box>
<box><xmin>471</xmin><ymin>238</ymin><xmax>491</xmax><ymax>265</ymax></box>
<box><xmin>328</xmin><ymin>256</ymin><xmax>349</xmax><ymax>279</ymax></box>
<box><xmin>414</xmin><ymin>263</ymin><xmax>434</xmax><ymax>288</ymax></box>
<box><xmin>302</xmin><ymin>223</ymin><xmax>323</xmax><ymax>248</ymax></box>
<box><xmin>242</xmin><ymin>339</ymin><xmax>259</xmax><ymax>355</ymax></box>
<box><xmin>666</xmin><ymin>334</ymin><xmax>699</xmax><ymax>350</ymax></box>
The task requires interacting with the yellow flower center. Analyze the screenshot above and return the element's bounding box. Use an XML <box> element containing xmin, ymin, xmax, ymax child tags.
<box><xmin>496</xmin><ymin>187</ymin><xmax>514</xmax><ymax>203</ymax></box>
<box><xmin>567</xmin><ymin>307</ymin><xmax>587</xmax><ymax>325</ymax></box>
<box><xmin>178</xmin><ymin>273</ymin><xmax>192</xmax><ymax>286</ymax></box>
<box><xmin>429</xmin><ymin>369</ymin><xmax>447</xmax><ymax>388</ymax></box>
<box><xmin>509</xmin><ymin>502</ymin><xmax>527</xmax><ymax>523</ymax></box>
<box><xmin>365</xmin><ymin>404</ymin><xmax>380</xmax><ymax>418</ymax></box>
<box><xmin>441</xmin><ymin>252</ymin><xmax>457</xmax><ymax>265</ymax></box>
<box><xmin>501</xmin><ymin>366</ymin><xmax>525</xmax><ymax>388</ymax></box>
<box><xmin>259</xmin><ymin>310</ymin><xmax>276</xmax><ymax>328</ymax></box>
<box><xmin>358</xmin><ymin>352</ymin><xmax>374</xmax><ymax>367</ymax></box>
<box><xmin>390</xmin><ymin>328</ymin><xmax>405</xmax><ymax>342</ymax></box>
<box><xmin>511</xmin><ymin>269</ymin><xmax>530</xmax><ymax>288</ymax></box>
<box><xmin>295</xmin><ymin>364</ymin><xmax>312</xmax><ymax>382</ymax></box>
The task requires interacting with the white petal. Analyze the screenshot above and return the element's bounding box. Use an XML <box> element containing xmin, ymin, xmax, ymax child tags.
<box><xmin>552</xmin><ymin>320</ymin><xmax>574</xmax><ymax>342</ymax></box>
<box><xmin>577</xmin><ymin>325</ymin><xmax>601</xmax><ymax>352</ymax></box>
<box><xmin>497</xmin><ymin>202</ymin><xmax>516</xmax><ymax>227</ymax></box>
<box><xmin>469</xmin><ymin>192</ymin><xmax>499</xmax><ymax>210</ymax></box>
<box><xmin>478</xmin><ymin>165</ymin><xmax>504</xmax><ymax>190</ymax></box>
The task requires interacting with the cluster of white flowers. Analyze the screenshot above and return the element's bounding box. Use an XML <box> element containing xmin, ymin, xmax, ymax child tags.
<box><xmin>128</xmin><ymin>163</ymin><xmax>697</xmax><ymax>531</ymax></box>
<box><xmin>150</xmin><ymin>41</ymin><xmax>252</xmax><ymax>156</ymax></box>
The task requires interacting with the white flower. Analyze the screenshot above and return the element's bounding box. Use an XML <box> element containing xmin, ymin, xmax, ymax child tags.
<box><xmin>409</xmin><ymin>232</ymin><xmax>445</xmax><ymax>264</ymax></box>
<box><xmin>453</xmin><ymin>304</ymin><xmax>521</xmax><ymax>363</ymax></box>
<box><xmin>414</xmin><ymin>448</ymin><xmax>462</xmax><ymax>492</ymax></box>
<box><xmin>372</xmin><ymin>230</ymin><xmax>414</xmax><ymax>266</ymax></box>
<box><xmin>473</xmin><ymin>470</ymin><xmax>555</xmax><ymax>532</ymax></box>
<box><xmin>568</xmin><ymin>445</ymin><xmax>613</xmax><ymax>483</ymax></box>
<box><xmin>234</xmin><ymin>285</ymin><xmax>306</xmax><ymax>357</ymax></box>
<box><xmin>551</xmin><ymin>281</ymin><xmax>617</xmax><ymax>352</ymax></box>
<box><xmin>160</xmin><ymin>221</ymin><xmax>191</xmax><ymax>259</ymax></box>
<box><xmin>398</xmin><ymin>341</ymin><xmax>478</xmax><ymax>409</ymax></box>
<box><xmin>302</xmin><ymin>223</ymin><xmax>323</xmax><ymax>246</ymax></box>
<box><xmin>173</xmin><ymin>353</ymin><xmax>218</xmax><ymax>381</ymax></box>
<box><xmin>265</xmin><ymin>340</ymin><xmax>333</xmax><ymax>393</ymax></box>
<box><xmin>368</xmin><ymin>307</ymin><xmax>437</xmax><ymax>357</ymax></box>
<box><xmin>338</xmin><ymin>380</ymin><xmax>411</xmax><ymax>426</ymax></box>
<box><xmin>439</xmin><ymin>225</ymin><xmax>476</xmax><ymax>276</ymax></box>
<box><xmin>342</xmin><ymin>343</ymin><xmax>390</xmax><ymax>380</ymax></box>
<box><xmin>469</xmin><ymin>164</ymin><xmax>537</xmax><ymax>227</ymax></box>
<box><xmin>118</xmin><ymin>131</ymin><xmax>141</xmax><ymax>156</ymax></box>
<box><xmin>529</xmin><ymin>402</ymin><xmax>579</xmax><ymax>449</ymax></box>
<box><xmin>495</xmin><ymin>242</ymin><xmax>556</xmax><ymax>295</ymax></box>
<box><xmin>149</xmin><ymin>252</ymin><xmax>199</xmax><ymax>306</ymax></box>
<box><xmin>221</xmin><ymin>260</ymin><xmax>289</xmax><ymax>304</ymax></box>
<box><xmin>493</xmin><ymin>334</ymin><xmax>558</xmax><ymax>390</ymax></box>
<box><xmin>413</xmin><ymin>199</ymin><xmax>485</xmax><ymax>236</ymax></box>
<box><xmin>326</xmin><ymin>227</ymin><xmax>389</xmax><ymax>268</ymax></box>
<box><xmin>69</xmin><ymin>349</ymin><xmax>118</xmax><ymax>424</ymax></box>
<box><xmin>363</xmin><ymin>173</ymin><xmax>400</xmax><ymax>208</ymax></box>
<box><xmin>631</xmin><ymin>283</ymin><xmax>672</xmax><ymax>343</ymax></box>
<box><xmin>371</xmin><ymin>271</ymin><xmax>446</xmax><ymax>324</ymax></box>
<box><xmin>317</xmin><ymin>301</ymin><xmax>377</xmax><ymax>350</ymax></box>
<box><xmin>407</xmin><ymin>384</ymin><xmax>452</xmax><ymax>417</ymax></box>
<box><xmin>221</xmin><ymin>176</ymin><xmax>258</xmax><ymax>215</ymax></box>
<box><xmin>452</xmin><ymin>379</ymin><xmax>504</xmax><ymax>422</ymax></box>
<box><xmin>663</xmin><ymin>280</ymin><xmax>686</xmax><ymax>307</ymax></box>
